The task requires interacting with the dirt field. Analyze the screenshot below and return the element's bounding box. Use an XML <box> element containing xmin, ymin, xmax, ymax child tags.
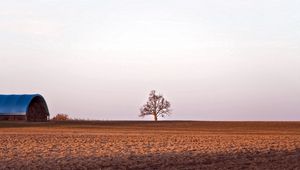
<box><xmin>0</xmin><ymin>121</ymin><xmax>299</xmax><ymax>170</ymax></box>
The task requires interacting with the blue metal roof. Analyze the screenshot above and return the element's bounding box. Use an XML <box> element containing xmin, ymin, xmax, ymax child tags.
<box><xmin>0</xmin><ymin>94</ymin><xmax>47</xmax><ymax>116</ymax></box>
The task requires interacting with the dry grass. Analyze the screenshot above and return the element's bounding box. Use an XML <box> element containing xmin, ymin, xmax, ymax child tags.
<box><xmin>0</xmin><ymin>121</ymin><xmax>299</xmax><ymax>169</ymax></box>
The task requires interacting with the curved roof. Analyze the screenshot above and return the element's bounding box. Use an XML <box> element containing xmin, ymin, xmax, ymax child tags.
<box><xmin>0</xmin><ymin>94</ymin><xmax>48</xmax><ymax>116</ymax></box>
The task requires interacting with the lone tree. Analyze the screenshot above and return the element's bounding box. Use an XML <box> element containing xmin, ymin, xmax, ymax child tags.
<box><xmin>139</xmin><ymin>90</ymin><xmax>171</xmax><ymax>121</ymax></box>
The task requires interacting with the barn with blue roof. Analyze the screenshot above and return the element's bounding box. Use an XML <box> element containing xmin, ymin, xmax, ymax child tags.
<box><xmin>0</xmin><ymin>94</ymin><xmax>49</xmax><ymax>121</ymax></box>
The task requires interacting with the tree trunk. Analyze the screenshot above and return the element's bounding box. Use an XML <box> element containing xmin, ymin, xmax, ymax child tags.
<box><xmin>153</xmin><ymin>113</ymin><xmax>158</xmax><ymax>121</ymax></box>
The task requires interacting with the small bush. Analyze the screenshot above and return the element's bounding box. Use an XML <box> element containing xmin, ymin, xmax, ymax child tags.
<box><xmin>52</xmin><ymin>114</ymin><xmax>71</xmax><ymax>121</ymax></box>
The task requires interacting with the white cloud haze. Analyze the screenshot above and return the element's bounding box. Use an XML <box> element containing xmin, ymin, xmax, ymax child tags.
<box><xmin>0</xmin><ymin>0</ymin><xmax>299</xmax><ymax>120</ymax></box>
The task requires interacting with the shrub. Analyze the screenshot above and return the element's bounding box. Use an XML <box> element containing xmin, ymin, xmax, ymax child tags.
<box><xmin>52</xmin><ymin>114</ymin><xmax>70</xmax><ymax>121</ymax></box>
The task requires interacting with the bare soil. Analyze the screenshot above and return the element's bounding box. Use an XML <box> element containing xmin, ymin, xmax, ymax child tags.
<box><xmin>0</xmin><ymin>121</ymin><xmax>299</xmax><ymax>170</ymax></box>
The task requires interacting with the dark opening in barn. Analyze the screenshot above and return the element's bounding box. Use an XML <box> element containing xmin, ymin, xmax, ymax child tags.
<box><xmin>0</xmin><ymin>94</ymin><xmax>50</xmax><ymax>121</ymax></box>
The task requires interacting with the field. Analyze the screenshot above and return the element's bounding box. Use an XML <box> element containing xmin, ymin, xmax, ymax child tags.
<box><xmin>0</xmin><ymin>121</ymin><xmax>299</xmax><ymax>169</ymax></box>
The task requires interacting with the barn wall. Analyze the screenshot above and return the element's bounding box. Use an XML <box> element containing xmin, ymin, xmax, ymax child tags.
<box><xmin>0</xmin><ymin>115</ymin><xmax>26</xmax><ymax>121</ymax></box>
<box><xmin>26</xmin><ymin>96</ymin><xmax>49</xmax><ymax>122</ymax></box>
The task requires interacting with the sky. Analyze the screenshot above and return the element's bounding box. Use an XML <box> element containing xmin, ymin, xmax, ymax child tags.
<box><xmin>0</xmin><ymin>0</ymin><xmax>299</xmax><ymax>120</ymax></box>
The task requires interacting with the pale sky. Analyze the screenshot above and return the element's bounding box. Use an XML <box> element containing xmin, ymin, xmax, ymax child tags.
<box><xmin>1</xmin><ymin>0</ymin><xmax>299</xmax><ymax>120</ymax></box>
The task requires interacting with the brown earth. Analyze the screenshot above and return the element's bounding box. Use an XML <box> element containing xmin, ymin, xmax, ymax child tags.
<box><xmin>0</xmin><ymin>121</ymin><xmax>299</xmax><ymax>170</ymax></box>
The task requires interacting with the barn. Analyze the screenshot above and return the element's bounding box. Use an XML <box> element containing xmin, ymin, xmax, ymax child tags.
<box><xmin>0</xmin><ymin>94</ymin><xmax>50</xmax><ymax>121</ymax></box>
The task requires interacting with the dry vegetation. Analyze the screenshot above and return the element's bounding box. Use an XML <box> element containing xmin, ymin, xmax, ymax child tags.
<box><xmin>0</xmin><ymin>121</ymin><xmax>299</xmax><ymax>169</ymax></box>
<box><xmin>51</xmin><ymin>114</ymin><xmax>71</xmax><ymax>121</ymax></box>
